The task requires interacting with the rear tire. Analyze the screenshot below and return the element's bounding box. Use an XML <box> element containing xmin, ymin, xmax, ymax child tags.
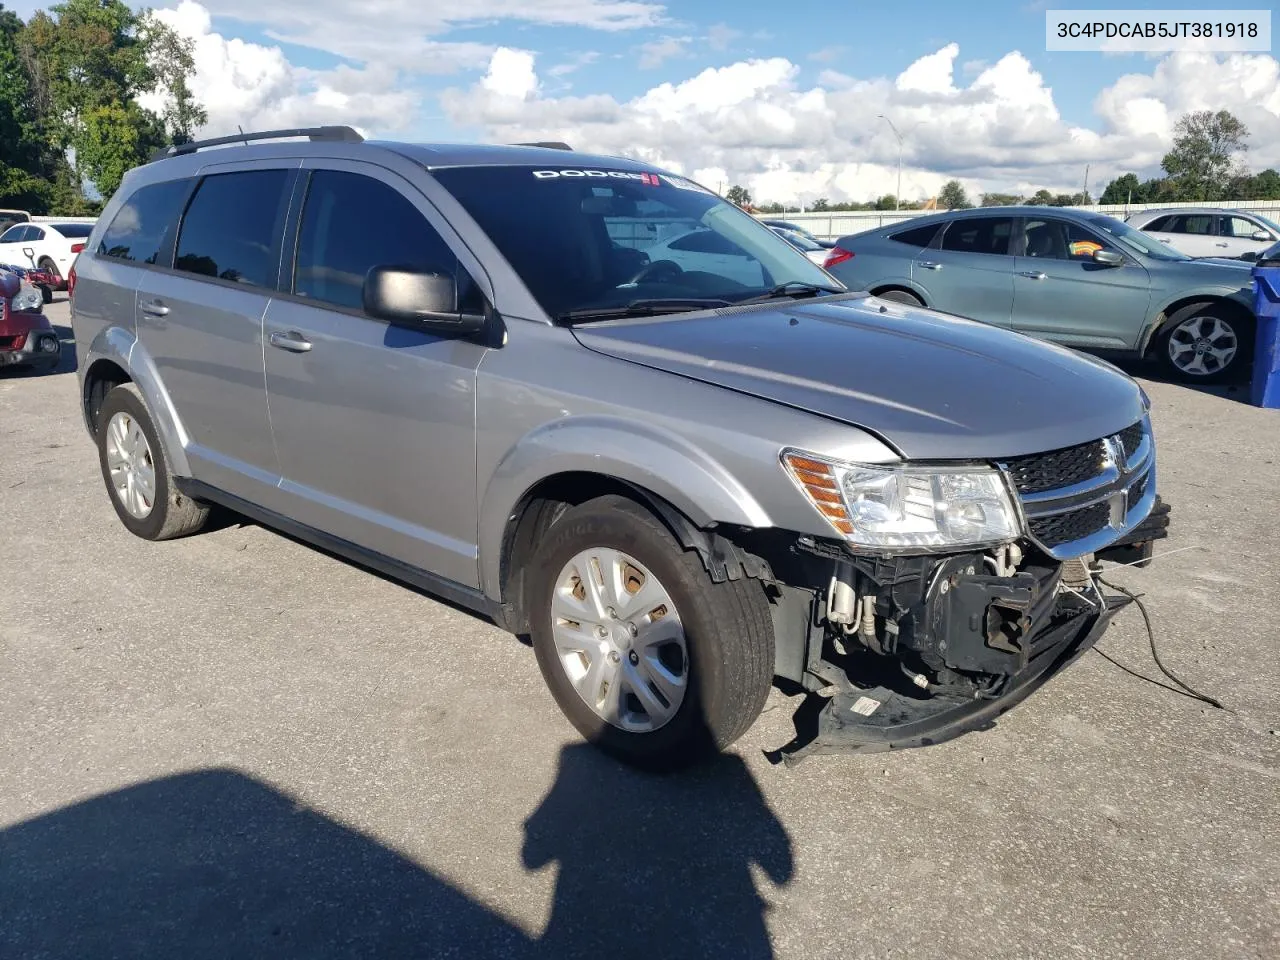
<box><xmin>874</xmin><ymin>288</ymin><xmax>924</xmax><ymax>307</ymax></box>
<box><xmin>1156</xmin><ymin>302</ymin><xmax>1252</xmax><ymax>384</ymax></box>
<box><xmin>526</xmin><ymin>495</ymin><xmax>775</xmax><ymax>770</ymax></box>
<box><xmin>96</xmin><ymin>383</ymin><xmax>210</xmax><ymax>541</ymax></box>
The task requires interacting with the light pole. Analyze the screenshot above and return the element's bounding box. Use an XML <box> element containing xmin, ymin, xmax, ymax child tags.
<box><xmin>878</xmin><ymin>114</ymin><xmax>903</xmax><ymax>210</ymax></box>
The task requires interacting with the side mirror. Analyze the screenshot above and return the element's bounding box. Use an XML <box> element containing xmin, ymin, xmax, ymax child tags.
<box><xmin>1092</xmin><ymin>249</ymin><xmax>1124</xmax><ymax>266</ymax></box>
<box><xmin>363</xmin><ymin>265</ymin><xmax>486</xmax><ymax>336</ymax></box>
<box><xmin>1252</xmin><ymin>230</ymin><xmax>1272</xmax><ymax>242</ymax></box>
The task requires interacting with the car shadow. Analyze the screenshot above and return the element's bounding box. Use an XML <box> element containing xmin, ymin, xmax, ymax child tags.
<box><xmin>1111</xmin><ymin>357</ymin><xmax>1257</xmax><ymax>406</ymax></box>
<box><xmin>1</xmin><ymin>749</ymin><xmax>794</xmax><ymax>959</ymax></box>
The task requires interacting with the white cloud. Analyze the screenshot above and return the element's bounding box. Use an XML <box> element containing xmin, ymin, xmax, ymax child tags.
<box><xmin>637</xmin><ymin>36</ymin><xmax>692</xmax><ymax>70</ymax></box>
<box><xmin>441</xmin><ymin>42</ymin><xmax>1280</xmax><ymax>206</ymax></box>
<box><xmin>139</xmin><ymin>1</ymin><xmax>417</xmax><ymax>136</ymax></box>
<box><xmin>193</xmin><ymin>0</ymin><xmax>664</xmax><ymax>70</ymax></box>
<box><xmin>481</xmin><ymin>47</ymin><xmax>540</xmax><ymax>99</ymax></box>
<box><xmin>547</xmin><ymin>51</ymin><xmax>600</xmax><ymax>78</ymax></box>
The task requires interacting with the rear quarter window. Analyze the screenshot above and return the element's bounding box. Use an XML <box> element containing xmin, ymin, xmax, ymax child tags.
<box><xmin>889</xmin><ymin>223</ymin><xmax>942</xmax><ymax>247</ymax></box>
<box><xmin>97</xmin><ymin>180</ymin><xmax>191</xmax><ymax>264</ymax></box>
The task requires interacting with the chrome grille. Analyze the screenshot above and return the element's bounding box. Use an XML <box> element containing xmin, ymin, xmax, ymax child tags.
<box><xmin>1000</xmin><ymin>417</ymin><xmax>1155</xmax><ymax>561</ymax></box>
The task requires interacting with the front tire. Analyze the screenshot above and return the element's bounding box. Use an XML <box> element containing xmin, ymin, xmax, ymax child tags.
<box><xmin>527</xmin><ymin>495</ymin><xmax>775</xmax><ymax>770</ymax></box>
<box><xmin>96</xmin><ymin>383</ymin><xmax>210</xmax><ymax>540</ymax></box>
<box><xmin>1157</xmin><ymin>302</ymin><xmax>1252</xmax><ymax>384</ymax></box>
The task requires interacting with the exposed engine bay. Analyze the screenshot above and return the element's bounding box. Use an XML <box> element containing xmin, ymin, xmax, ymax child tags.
<box><xmin>761</xmin><ymin>497</ymin><xmax>1171</xmax><ymax>764</ymax></box>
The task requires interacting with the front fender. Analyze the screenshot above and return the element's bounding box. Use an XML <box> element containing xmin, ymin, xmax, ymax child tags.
<box><xmin>477</xmin><ymin>416</ymin><xmax>773</xmax><ymax>599</ymax></box>
<box><xmin>1141</xmin><ymin>281</ymin><xmax>1257</xmax><ymax>353</ymax></box>
<box><xmin>82</xmin><ymin>325</ymin><xmax>192</xmax><ymax>477</ymax></box>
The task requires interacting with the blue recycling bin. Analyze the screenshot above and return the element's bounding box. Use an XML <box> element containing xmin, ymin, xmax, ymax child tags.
<box><xmin>1252</xmin><ymin>254</ymin><xmax>1280</xmax><ymax>408</ymax></box>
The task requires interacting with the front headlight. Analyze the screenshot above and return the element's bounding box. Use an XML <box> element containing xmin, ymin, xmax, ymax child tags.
<box><xmin>781</xmin><ymin>449</ymin><xmax>1021</xmax><ymax>550</ymax></box>
<box><xmin>11</xmin><ymin>284</ymin><xmax>42</xmax><ymax>313</ymax></box>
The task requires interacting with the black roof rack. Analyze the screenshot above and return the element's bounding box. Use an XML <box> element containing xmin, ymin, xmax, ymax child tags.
<box><xmin>152</xmin><ymin>126</ymin><xmax>364</xmax><ymax>162</ymax></box>
<box><xmin>513</xmin><ymin>141</ymin><xmax>573</xmax><ymax>151</ymax></box>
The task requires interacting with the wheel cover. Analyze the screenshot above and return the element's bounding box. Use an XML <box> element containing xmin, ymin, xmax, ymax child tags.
<box><xmin>551</xmin><ymin>548</ymin><xmax>688</xmax><ymax>733</ymax></box>
<box><xmin>1167</xmin><ymin>314</ymin><xmax>1238</xmax><ymax>376</ymax></box>
<box><xmin>105</xmin><ymin>411</ymin><xmax>157</xmax><ymax>519</ymax></box>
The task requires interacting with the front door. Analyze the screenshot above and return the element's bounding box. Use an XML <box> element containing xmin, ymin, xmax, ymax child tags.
<box><xmin>1011</xmin><ymin>216</ymin><xmax>1151</xmax><ymax>351</ymax></box>
<box><xmin>137</xmin><ymin>166</ymin><xmax>294</xmax><ymax>503</ymax></box>
<box><xmin>263</xmin><ymin>163</ymin><xmax>489</xmax><ymax>587</ymax></box>
<box><xmin>911</xmin><ymin>215</ymin><xmax>1016</xmax><ymax>328</ymax></box>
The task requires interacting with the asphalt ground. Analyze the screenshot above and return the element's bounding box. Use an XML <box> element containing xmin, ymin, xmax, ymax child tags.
<box><xmin>2</xmin><ymin>299</ymin><xmax>1277</xmax><ymax>959</ymax></box>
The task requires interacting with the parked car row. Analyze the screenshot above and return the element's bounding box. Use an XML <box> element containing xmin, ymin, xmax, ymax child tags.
<box><xmin>0</xmin><ymin>219</ymin><xmax>93</xmax><ymax>289</ymax></box>
<box><xmin>822</xmin><ymin>206</ymin><xmax>1256</xmax><ymax>383</ymax></box>
<box><xmin>0</xmin><ymin>267</ymin><xmax>60</xmax><ymax>372</ymax></box>
<box><xmin>69</xmin><ymin>129</ymin><xmax>1166</xmax><ymax>768</ymax></box>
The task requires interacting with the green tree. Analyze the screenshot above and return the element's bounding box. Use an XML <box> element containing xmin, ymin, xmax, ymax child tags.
<box><xmin>0</xmin><ymin>3</ymin><xmax>51</xmax><ymax>209</ymax></box>
<box><xmin>980</xmin><ymin>192</ymin><xmax>1022</xmax><ymax>207</ymax></box>
<box><xmin>811</xmin><ymin>197</ymin><xmax>829</xmax><ymax>212</ymax></box>
<box><xmin>1026</xmin><ymin>188</ymin><xmax>1054</xmax><ymax>206</ymax></box>
<box><xmin>726</xmin><ymin>184</ymin><xmax>752</xmax><ymax>206</ymax></box>
<box><xmin>1100</xmin><ymin>173</ymin><xmax>1144</xmax><ymax>205</ymax></box>
<box><xmin>873</xmin><ymin>194</ymin><xmax>897</xmax><ymax>210</ymax></box>
<box><xmin>938</xmin><ymin>179</ymin><xmax>970</xmax><ymax>210</ymax></box>
<box><xmin>20</xmin><ymin>0</ymin><xmax>204</xmax><ymax>201</ymax></box>
<box><xmin>1161</xmin><ymin>109</ymin><xmax>1249</xmax><ymax>201</ymax></box>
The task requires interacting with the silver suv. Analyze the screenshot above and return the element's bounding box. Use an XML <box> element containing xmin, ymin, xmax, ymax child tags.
<box><xmin>71</xmin><ymin>127</ymin><xmax>1168</xmax><ymax>767</ymax></box>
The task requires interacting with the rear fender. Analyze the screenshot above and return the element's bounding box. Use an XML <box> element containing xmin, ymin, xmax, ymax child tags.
<box><xmin>82</xmin><ymin>325</ymin><xmax>192</xmax><ymax>477</ymax></box>
<box><xmin>477</xmin><ymin>416</ymin><xmax>772</xmax><ymax>599</ymax></box>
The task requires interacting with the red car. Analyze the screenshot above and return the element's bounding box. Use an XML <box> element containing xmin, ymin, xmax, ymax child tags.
<box><xmin>0</xmin><ymin>271</ymin><xmax>61</xmax><ymax>371</ymax></box>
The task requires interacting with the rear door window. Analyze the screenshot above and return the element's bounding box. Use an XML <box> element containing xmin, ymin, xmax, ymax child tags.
<box><xmin>940</xmin><ymin>217</ymin><xmax>1014</xmax><ymax>255</ymax></box>
<box><xmin>0</xmin><ymin>225</ymin><xmax>30</xmax><ymax>243</ymax></box>
<box><xmin>1169</xmin><ymin>214</ymin><xmax>1214</xmax><ymax>236</ymax></box>
<box><xmin>292</xmin><ymin>169</ymin><xmax>468</xmax><ymax>313</ymax></box>
<box><xmin>174</xmin><ymin>170</ymin><xmax>291</xmax><ymax>287</ymax></box>
<box><xmin>97</xmin><ymin>179</ymin><xmax>191</xmax><ymax>264</ymax></box>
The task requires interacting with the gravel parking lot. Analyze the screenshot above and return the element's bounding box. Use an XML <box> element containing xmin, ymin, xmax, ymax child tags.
<box><xmin>2</xmin><ymin>300</ymin><xmax>1277</xmax><ymax>960</ymax></box>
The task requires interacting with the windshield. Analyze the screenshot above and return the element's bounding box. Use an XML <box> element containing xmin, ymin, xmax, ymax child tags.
<box><xmin>1251</xmin><ymin>213</ymin><xmax>1280</xmax><ymax>234</ymax></box>
<box><xmin>1088</xmin><ymin>216</ymin><xmax>1190</xmax><ymax>261</ymax></box>
<box><xmin>432</xmin><ymin>166</ymin><xmax>840</xmax><ymax>320</ymax></box>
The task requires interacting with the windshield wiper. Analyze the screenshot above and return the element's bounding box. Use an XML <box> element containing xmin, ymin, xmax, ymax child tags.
<box><xmin>558</xmin><ymin>298</ymin><xmax>731</xmax><ymax>324</ymax></box>
<box><xmin>734</xmin><ymin>281</ymin><xmax>844</xmax><ymax>306</ymax></box>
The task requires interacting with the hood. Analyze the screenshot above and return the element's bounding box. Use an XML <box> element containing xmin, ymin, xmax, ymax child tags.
<box><xmin>572</xmin><ymin>295</ymin><xmax>1147</xmax><ymax>461</ymax></box>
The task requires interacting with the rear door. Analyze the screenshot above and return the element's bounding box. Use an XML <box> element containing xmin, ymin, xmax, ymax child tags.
<box><xmin>911</xmin><ymin>215</ymin><xmax>1016</xmax><ymax>328</ymax></box>
<box><xmin>135</xmin><ymin>163</ymin><xmax>295</xmax><ymax>504</ymax></box>
<box><xmin>262</xmin><ymin>162</ymin><xmax>489</xmax><ymax>586</ymax></box>
<box><xmin>1011</xmin><ymin>216</ymin><xmax>1151</xmax><ymax>351</ymax></box>
<box><xmin>1160</xmin><ymin>213</ymin><xmax>1217</xmax><ymax>257</ymax></box>
<box><xmin>0</xmin><ymin>225</ymin><xmax>32</xmax><ymax>265</ymax></box>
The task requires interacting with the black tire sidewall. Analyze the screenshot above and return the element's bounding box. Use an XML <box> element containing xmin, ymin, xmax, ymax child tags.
<box><xmin>1159</xmin><ymin>303</ymin><xmax>1252</xmax><ymax>384</ymax></box>
<box><xmin>527</xmin><ymin>501</ymin><xmax>730</xmax><ymax>767</ymax></box>
<box><xmin>96</xmin><ymin>386</ymin><xmax>174</xmax><ymax>540</ymax></box>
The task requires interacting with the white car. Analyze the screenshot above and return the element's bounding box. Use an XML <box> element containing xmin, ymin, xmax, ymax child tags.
<box><xmin>642</xmin><ymin>228</ymin><xmax>767</xmax><ymax>288</ymax></box>
<box><xmin>1126</xmin><ymin>207</ymin><xmax>1280</xmax><ymax>260</ymax></box>
<box><xmin>769</xmin><ymin>226</ymin><xmax>831</xmax><ymax>266</ymax></box>
<box><xmin>0</xmin><ymin>220</ymin><xmax>95</xmax><ymax>288</ymax></box>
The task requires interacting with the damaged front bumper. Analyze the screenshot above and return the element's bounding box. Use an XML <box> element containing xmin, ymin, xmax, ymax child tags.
<box><xmin>764</xmin><ymin>498</ymin><xmax>1170</xmax><ymax>765</ymax></box>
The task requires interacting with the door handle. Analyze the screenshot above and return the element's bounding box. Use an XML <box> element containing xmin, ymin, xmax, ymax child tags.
<box><xmin>140</xmin><ymin>299</ymin><xmax>169</xmax><ymax>317</ymax></box>
<box><xmin>1018</xmin><ymin>271</ymin><xmax>1047</xmax><ymax>280</ymax></box>
<box><xmin>918</xmin><ymin>260</ymin><xmax>942</xmax><ymax>270</ymax></box>
<box><xmin>1215</xmin><ymin>242</ymin><xmax>1228</xmax><ymax>247</ymax></box>
<box><xmin>268</xmin><ymin>330</ymin><xmax>313</xmax><ymax>353</ymax></box>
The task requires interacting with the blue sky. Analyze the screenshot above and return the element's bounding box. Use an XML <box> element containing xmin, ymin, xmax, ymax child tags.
<box><xmin>9</xmin><ymin>0</ymin><xmax>1278</xmax><ymax>202</ymax></box>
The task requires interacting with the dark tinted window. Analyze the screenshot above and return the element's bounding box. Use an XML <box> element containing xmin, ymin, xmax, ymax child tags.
<box><xmin>940</xmin><ymin>217</ymin><xmax>1013</xmax><ymax>255</ymax></box>
<box><xmin>889</xmin><ymin>223</ymin><xmax>942</xmax><ymax>247</ymax></box>
<box><xmin>294</xmin><ymin>170</ymin><xmax>463</xmax><ymax>312</ymax></box>
<box><xmin>0</xmin><ymin>225</ymin><xmax>29</xmax><ymax>243</ymax></box>
<box><xmin>98</xmin><ymin>179</ymin><xmax>190</xmax><ymax>264</ymax></box>
<box><xmin>1169</xmin><ymin>214</ymin><xmax>1213</xmax><ymax>235</ymax></box>
<box><xmin>175</xmin><ymin>170</ymin><xmax>289</xmax><ymax>286</ymax></box>
<box><xmin>27</xmin><ymin>227</ymin><xmax>45</xmax><ymax>240</ymax></box>
<box><xmin>1145</xmin><ymin>215</ymin><xmax>1173</xmax><ymax>231</ymax></box>
<box><xmin>1024</xmin><ymin>218</ymin><xmax>1118</xmax><ymax>261</ymax></box>
<box><xmin>52</xmin><ymin>223</ymin><xmax>94</xmax><ymax>238</ymax></box>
